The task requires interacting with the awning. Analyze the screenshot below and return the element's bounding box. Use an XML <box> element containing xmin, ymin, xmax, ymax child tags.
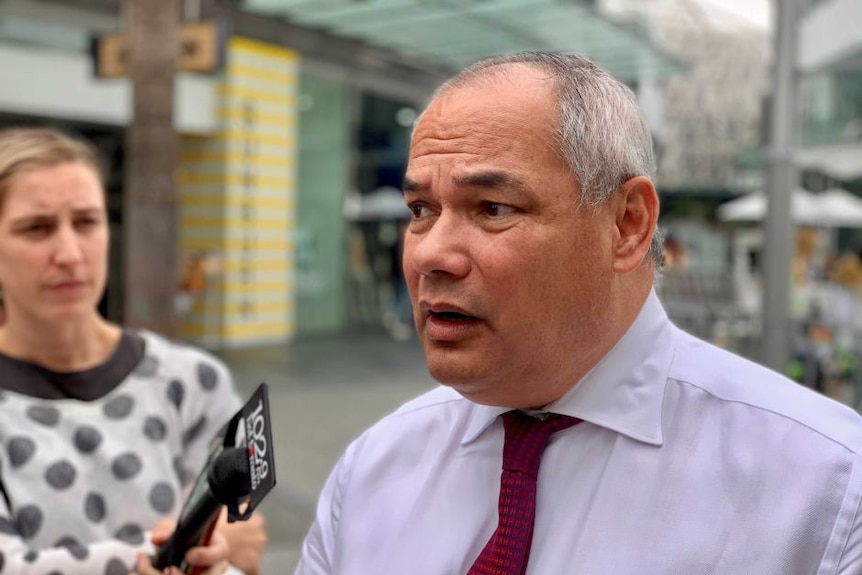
<box><xmin>717</xmin><ymin>189</ymin><xmax>819</xmax><ymax>224</ymax></box>
<box><xmin>240</xmin><ymin>0</ymin><xmax>684</xmax><ymax>83</ymax></box>
<box><xmin>796</xmin><ymin>142</ymin><xmax>862</xmax><ymax>181</ymax></box>
<box><xmin>717</xmin><ymin>187</ymin><xmax>862</xmax><ymax>228</ymax></box>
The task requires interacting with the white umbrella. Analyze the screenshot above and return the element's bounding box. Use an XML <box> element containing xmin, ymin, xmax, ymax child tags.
<box><xmin>796</xmin><ymin>142</ymin><xmax>862</xmax><ymax>181</ymax></box>
<box><xmin>343</xmin><ymin>186</ymin><xmax>411</xmax><ymax>222</ymax></box>
<box><xmin>717</xmin><ymin>188</ymin><xmax>819</xmax><ymax>223</ymax></box>
<box><xmin>807</xmin><ymin>188</ymin><xmax>862</xmax><ymax>228</ymax></box>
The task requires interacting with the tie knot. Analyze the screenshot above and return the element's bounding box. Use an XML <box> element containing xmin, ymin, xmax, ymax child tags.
<box><xmin>500</xmin><ymin>410</ymin><xmax>579</xmax><ymax>478</ymax></box>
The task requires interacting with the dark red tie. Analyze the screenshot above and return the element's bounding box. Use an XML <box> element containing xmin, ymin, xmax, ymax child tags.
<box><xmin>468</xmin><ymin>410</ymin><xmax>580</xmax><ymax>575</ymax></box>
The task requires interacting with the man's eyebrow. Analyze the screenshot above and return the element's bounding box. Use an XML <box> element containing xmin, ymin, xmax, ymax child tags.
<box><xmin>402</xmin><ymin>177</ymin><xmax>425</xmax><ymax>193</ymax></box>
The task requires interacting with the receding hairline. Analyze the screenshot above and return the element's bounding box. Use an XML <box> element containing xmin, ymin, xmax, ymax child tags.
<box><xmin>434</xmin><ymin>60</ymin><xmax>565</xmax><ymax>101</ymax></box>
<box><xmin>414</xmin><ymin>60</ymin><xmax>567</xmax><ymax>149</ymax></box>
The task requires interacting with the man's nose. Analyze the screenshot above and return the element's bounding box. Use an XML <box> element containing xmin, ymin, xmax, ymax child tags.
<box><xmin>52</xmin><ymin>225</ymin><xmax>84</xmax><ymax>265</ymax></box>
<box><xmin>407</xmin><ymin>213</ymin><xmax>471</xmax><ymax>279</ymax></box>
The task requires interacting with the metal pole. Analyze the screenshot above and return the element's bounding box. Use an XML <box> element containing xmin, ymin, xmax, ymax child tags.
<box><xmin>761</xmin><ymin>0</ymin><xmax>800</xmax><ymax>372</ymax></box>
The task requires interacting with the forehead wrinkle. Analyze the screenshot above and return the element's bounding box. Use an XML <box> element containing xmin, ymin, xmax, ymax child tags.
<box><xmin>408</xmin><ymin>140</ymin><xmax>486</xmax><ymax>165</ymax></box>
<box><xmin>9</xmin><ymin>194</ymin><xmax>103</xmax><ymax>211</ymax></box>
<box><xmin>409</xmin><ymin>129</ymin><xmax>514</xmax><ymax>163</ymax></box>
<box><xmin>453</xmin><ymin>171</ymin><xmax>529</xmax><ymax>195</ymax></box>
<box><xmin>412</xmin><ymin>101</ymin><xmax>526</xmax><ymax>154</ymax></box>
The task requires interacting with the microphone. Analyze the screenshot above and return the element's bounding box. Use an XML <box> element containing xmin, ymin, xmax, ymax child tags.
<box><xmin>151</xmin><ymin>382</ymin><xmax>277</xmax><ymax>574</ymax></box>
<box><xmin>152</xmin><ymin>447</ymin><xmax>250</xmax><ymax>571</ymax></box>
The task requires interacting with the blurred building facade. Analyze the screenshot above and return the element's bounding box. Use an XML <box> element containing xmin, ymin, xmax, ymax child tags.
<box><xmin>652</xmin><ymin>0</ymin><xmax>862</xmax><ymax>372</ymax></box>
<box><xmin>604</xmin><ymin>0</ymin><xmax>770</xmax><ymax>194</ymax></box>
<box><xmin>0</xmin><ymin>0</ymin><xmax>684</xmax><ymax>348</ymax></box>
<box><xmin>597</xmin><ymin>0</ymin><xmax>772</xmax><ymax>346</ymax></box>
<box><xmin>797</xmin><ymin>0</ymin><xmax>862</xmax><ymax>186</ymax></box>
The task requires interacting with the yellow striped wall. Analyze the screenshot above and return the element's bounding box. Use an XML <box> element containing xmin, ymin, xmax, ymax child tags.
<box><xmin>177</xmin><ymin>37</ymin><xmax>299</xmax><ymax>348</ymax></box>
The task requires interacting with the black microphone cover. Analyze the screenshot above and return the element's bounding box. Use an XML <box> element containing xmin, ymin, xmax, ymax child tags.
<box><xmin>208</xmin><ymin>447</ymin><xmax>251</xmax><ymax>505</ymax></box>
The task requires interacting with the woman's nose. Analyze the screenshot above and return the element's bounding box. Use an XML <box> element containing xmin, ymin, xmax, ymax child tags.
<box><xmin>52</xmin><ymin>225</ymin><xmax>85</xmax><ymax>265</ymax></box>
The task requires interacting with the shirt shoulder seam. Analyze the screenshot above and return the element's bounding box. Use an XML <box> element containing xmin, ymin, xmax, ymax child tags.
<box><xmin>669</xmin><ymin>376</ymin><xmax>862</xmax><ymax>455</ymax></box>
<box><xmin>388</xmin><ymin>393</ymin><xmax>466</xmax><ymax>419</ymax></box>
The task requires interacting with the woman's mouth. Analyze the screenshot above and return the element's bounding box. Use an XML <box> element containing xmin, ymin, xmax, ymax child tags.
<box><xmin>430</xmin><ymin>310</ymin><xmax>476</xmax><ymax>321</ymax></box>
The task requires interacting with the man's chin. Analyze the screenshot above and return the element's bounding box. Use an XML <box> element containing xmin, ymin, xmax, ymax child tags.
<box><xmin>444</xmin><ymin>382</ymin><xmax>525</xmax><ymax>408</ymax></box>
<box><xmin>427</xmin><ymin>359</ymin><xmax>476</xmax><ymax>387</ymax></box>
<box><xmin>432</xmin><ymin>373</ymin><xmax>501</xmax><ymax>406</ymax></box>
<box><xmin>424</xmin><ymin>350</ymin><xmax>508</xmax><ymax>403</ymax></box>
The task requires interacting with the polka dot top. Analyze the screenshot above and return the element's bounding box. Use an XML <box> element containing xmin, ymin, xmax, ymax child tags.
<box><xmin>0</xmin><ymin>330</ymin><xmax>242</xmax><ymax>575</ymax></box>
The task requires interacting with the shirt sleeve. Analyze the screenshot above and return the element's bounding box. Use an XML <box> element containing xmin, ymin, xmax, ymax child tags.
<box><xmin>293</xmin><ymin>440</ymin><xmax>358</xmax><ymax>575</ymax></box>
<box><xmin>0</xmin><ymin>498</ymin><xmax>153</xmax><ymax>575</ymax></box>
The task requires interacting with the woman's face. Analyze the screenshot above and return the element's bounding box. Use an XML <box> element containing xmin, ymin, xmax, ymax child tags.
<box><xmin>0</xmin><ymin>161</ymin><xmax>109</xmax><ymax>324</ymax></box>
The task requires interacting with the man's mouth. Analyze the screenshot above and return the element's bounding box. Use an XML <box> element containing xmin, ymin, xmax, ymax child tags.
<box><xmin>420</xmin><ymin>302</ymin><xmax>483</xmax><ymax>340</ymax></box>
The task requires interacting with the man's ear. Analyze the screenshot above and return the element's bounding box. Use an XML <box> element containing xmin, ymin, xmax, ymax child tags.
<box><xmin>612</xmin><ymin>176</ymin><xmax>659</xmax><ymax>274</ymax></box>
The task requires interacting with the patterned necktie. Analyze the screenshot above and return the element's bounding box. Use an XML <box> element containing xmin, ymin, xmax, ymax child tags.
<box><xmin>468</xmin><ymin>410</ymin><xmax>580</xmax><ymax>575</ymax></box>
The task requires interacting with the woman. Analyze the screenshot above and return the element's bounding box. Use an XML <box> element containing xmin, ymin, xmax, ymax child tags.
<box><xmin>0</xmin><ymin>127</ymin><xmax>264</xmax><ymax>575</ymax></box>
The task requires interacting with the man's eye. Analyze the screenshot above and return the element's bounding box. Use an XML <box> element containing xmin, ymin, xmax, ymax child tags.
<box><xmin>483</xmin><ymin>202</ymin><xmax>515</xmax><ymax>217</ymax></box>
<box><xmin>408</xmin><ymin>203</ymin><xmax>431</xmax><ymax>218</ymax></box>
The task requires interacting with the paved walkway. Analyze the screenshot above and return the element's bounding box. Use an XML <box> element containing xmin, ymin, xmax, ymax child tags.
<box><xmin>215</xmin><ymin>330</ymin><xmax>437</xmax><ymax>574</ymax></box>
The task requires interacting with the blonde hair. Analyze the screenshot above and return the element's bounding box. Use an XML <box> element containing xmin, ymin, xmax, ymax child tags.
<box><xmin>0</xmin><ymin>127</ymin><xmax>105</xmax><ymax>214</ymax></box>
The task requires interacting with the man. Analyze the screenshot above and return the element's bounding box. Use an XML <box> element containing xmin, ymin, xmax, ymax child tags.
<box><xmin>295</xmin><ymin>52</ymin><xmax>862</xmax><ymax>574</ymax></box>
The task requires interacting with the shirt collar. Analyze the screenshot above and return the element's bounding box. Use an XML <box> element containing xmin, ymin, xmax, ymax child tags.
<box><xmin>462</xmin><ymin>289</ymin><xmax>675</xmax><ymax>447</ymax></box>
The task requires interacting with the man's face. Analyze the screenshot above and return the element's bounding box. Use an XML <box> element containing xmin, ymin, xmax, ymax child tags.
<box><xmin>403</xmin><ymin>66</ymin><xmax>620</xmax><ymax>407</ymax></box>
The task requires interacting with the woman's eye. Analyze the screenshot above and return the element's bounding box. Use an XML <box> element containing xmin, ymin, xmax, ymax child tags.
<box><xmin>23</xmin><ymin>224</ymin><xmax>50</xmax><ymax>236</ymax></box>
<box><xmin>76</xmin><ymin>218</ymin><xmax>99</xmax><ymax>229</ymax></box>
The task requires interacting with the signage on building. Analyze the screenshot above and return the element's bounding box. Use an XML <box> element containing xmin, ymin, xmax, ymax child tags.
<box><xmin>92</xmin><ymin>20</ymin><xmax>226</xmax><ymax>78</ymax></box>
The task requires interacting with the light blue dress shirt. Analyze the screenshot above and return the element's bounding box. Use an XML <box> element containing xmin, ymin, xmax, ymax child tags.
<box><xmin>296</xmin><ymin>290</ymin><xmax>862</xmax><ymax>574</ymax></box>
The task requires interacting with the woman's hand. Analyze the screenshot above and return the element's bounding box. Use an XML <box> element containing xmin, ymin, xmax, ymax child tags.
<box><xmin>217</xmin><ymin>508</ymin><xmax>268</xmax><ymax>575</ymax></box>
<box><xmin>134</xmin><ymin>519</ymin><xmax>230</xmax><ymax>575</ymax></box>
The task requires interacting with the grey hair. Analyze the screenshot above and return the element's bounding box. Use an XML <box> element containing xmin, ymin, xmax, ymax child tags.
<box><xmin>431</xmin><ymin>52</ymin><xmax>663</xmax><ymax>268</ymax></box>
